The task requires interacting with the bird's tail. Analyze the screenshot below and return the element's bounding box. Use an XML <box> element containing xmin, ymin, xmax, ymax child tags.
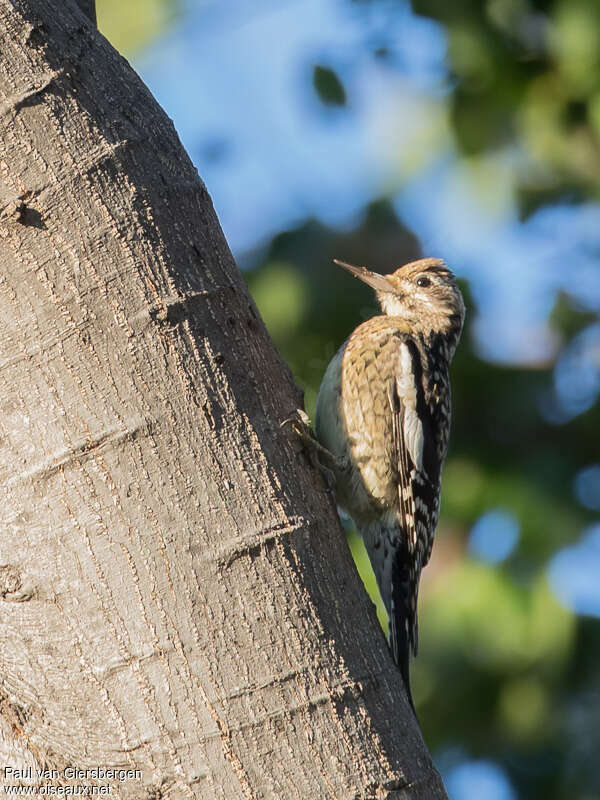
<box><xmin>362</xmin><ymin>523</ymin><xmax>418</xmax><ymax>713</ymax></box>
<box><xmin>389</xmin><ymin>556</ymin><xmax>418</xmax><ymax>713</ymax></box>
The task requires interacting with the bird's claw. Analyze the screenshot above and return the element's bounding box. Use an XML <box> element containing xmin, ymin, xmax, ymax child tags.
<box><xmin>280</xmin><ymin>408</ymin><xmax>315</xmax><ymax>443</ymax></box>
<box><xmin>282</xmin><ymin>409</ymin><xmax>340</xmax><ymax>494</ymax></box>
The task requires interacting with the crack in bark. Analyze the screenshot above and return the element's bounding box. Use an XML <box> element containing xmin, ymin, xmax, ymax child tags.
<box><xmin>0</xmin><ymin>69</ymin><xmax>63</xmax><ymax>117</ymax></box>
<box><xmin>143</xmin><ymin>286</ymin><xmax>237</xmax><ymax>328</ymax></box>
<box><xmin>214</xmin><ymin>517</ymin><xmax>308</xmax><ymax>568</ymax></box>
<box><xmin>7</xmin><ymin>420</ymin><xmax>152</xmax><ymax>487</ymax></box>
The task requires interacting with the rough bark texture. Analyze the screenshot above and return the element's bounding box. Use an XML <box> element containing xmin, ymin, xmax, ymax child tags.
<box><xmin>0</xmin><ymin>1</ymin><xmax>449</xmax><ymax>798</ymax></box>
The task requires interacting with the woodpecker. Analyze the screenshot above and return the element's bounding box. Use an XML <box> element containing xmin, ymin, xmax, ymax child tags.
<box><xmin>314</xmin><ymin>257</ymin><xmax>464</xmax><ymax>708</ymax></box>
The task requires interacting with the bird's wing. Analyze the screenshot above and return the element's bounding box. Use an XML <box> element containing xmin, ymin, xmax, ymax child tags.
<box><xmin>387</xmin><ymin>341</ymin><xmax>438</xmax><ymax>662</ymax></box>
<box><xmin>388</xmin><ymin>341</ymin><xmax>437</xmax><ymax>553</ymax></box>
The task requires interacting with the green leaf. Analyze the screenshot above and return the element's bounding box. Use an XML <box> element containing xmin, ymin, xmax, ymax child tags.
<box><xmin>312</xmin><ymin>65</ymin><xmax>347</xmax><ymax>107</ymax></box>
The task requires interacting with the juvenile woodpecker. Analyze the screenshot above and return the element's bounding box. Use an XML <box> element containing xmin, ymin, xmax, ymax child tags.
<box><xmin>315</xmin><ymin>257</ymin><xmax>464</xmax><ymax>707</ymax></box>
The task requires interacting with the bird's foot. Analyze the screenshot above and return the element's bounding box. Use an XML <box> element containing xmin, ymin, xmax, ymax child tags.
<box><xmin>281</xmin><ymin>408</ymin><xmax>316</xmax><ymax>446</ymax></box>
<box><xmin>281</xmin><ymin>409</ymin><xmax>341</xmax><ymax>492</ymax></box>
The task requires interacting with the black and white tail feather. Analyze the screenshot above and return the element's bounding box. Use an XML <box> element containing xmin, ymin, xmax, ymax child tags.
<box><xmin>363</xmin><ymin>518</ymin><xmax>422</xmax><ymax>714</ymax></box>
<box><xmin>389</xmin><ymin>549</ymin><xmax>418</xmax><ymax>713</ymax></box>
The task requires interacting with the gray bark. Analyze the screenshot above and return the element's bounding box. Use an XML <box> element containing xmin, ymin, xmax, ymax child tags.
<box><xmin>73</xmin><ymin>0</ymin><xmax>95</xmax><ymax>24</ymax></box>
<box><xmin>0</xmin><ymin>1</ymin><xmax>449</xmax><ymax>797</ymax></box>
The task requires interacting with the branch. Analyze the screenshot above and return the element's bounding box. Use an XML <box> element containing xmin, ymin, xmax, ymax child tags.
<box><xmin>74</xmin><ymin>0</ymin><xmax>96</xmax><ymax>25</ymax></box>
<box><xmin>0</xmin><ymin>1</ymin><xmax>448</xmax><ymax>797</ymax></box>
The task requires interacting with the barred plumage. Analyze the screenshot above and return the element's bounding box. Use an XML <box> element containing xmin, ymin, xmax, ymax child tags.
<box><xmin>315</xmin><ymin>257</ymin><xmax>464</xmax><ymax>709</ymax></box>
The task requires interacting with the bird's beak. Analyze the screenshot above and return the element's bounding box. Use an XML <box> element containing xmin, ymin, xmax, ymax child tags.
<box><xmin>333</xmin><ymin>259</ymin><xmax>394</xmax><ymax>293</ymax></box>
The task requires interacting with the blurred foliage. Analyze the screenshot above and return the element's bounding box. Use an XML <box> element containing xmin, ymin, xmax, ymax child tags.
<box><xmin>411</xmin><ymin>0</ymin><xmax>600</xmax><ymax>216</ymax></box>
<box><xmin>96</xmin><ymin>0</ymin><xmax>179</xmax><ymax>55</ymax></box>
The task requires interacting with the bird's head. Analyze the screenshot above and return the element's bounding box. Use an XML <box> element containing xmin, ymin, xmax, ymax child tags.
<box><xmin>334</xmin><ymin>257</ymin><xmax>465</xmax><ymax>343</ymax></box>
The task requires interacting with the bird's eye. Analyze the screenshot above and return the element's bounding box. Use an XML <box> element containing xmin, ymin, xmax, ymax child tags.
<box><xmin>416</xmin><ymin>276</ymin><xmax>431</xmax><ymax>287</ymax></box>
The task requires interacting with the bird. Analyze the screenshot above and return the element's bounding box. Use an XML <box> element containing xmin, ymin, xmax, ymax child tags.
<box><xmin>313</xmin><ymin>257</ymin><xmax>465</xmax><ymax>709</ymax></box>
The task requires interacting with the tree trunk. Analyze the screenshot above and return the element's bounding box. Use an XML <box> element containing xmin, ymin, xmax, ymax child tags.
<box><xmin>0</xmin><ymin>1</ymin><xmax>448</xmax><ymax>797</ymax></box>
